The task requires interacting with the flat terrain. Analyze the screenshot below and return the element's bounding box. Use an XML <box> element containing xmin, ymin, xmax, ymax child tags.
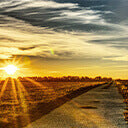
<box><xmin>25</xmin><ymin>82</ymin><xmax>127</xmax><ymax>128</ymax></box>
<box><xmin>0</xmin><ymin>78</ymin><xmax>104</xmax><ymax>128</ymax></box>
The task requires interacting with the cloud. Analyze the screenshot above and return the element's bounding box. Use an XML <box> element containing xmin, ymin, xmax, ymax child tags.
<box><xmin>0</xmin><ymin>13</ymin><xmax>127</xmax><ymax>61</ymax></box>
<box><xmin>0</xmin><ymin>0</ymin><xmax>116</xmax><ymax>32</ymax></box>
<box><xmin>48</xmin><ymin>9</ymin><xmax>106</xmax><ymax>25</ymax></box>
<box><xmin>0</xmin><ymin>26</ymin><xmax>126</xmax><ymax>60</ymax></box>
<box><xmin>1</xmin><ymin>0</ymin><xmax>127</xmax><ymax>34</ymax></box>
<box><xmin>18</xmin><ymin>47</ymin><xmax>36</xmax><ymax>51</ymax></box>
<box><xmin>1</xmin><ymin>0</ymin><xmax>78</xmax><ymax>12</ymax></box>
<box><xmin>0</xmin><ymin>36</ymin><xmax>21</xmax><ymax>42</ymax></box>
<box><xmin>103</xmin><ymin>55</ymin><xmax>128</xmax><ymax>62</ymax></box>
<box><xmin>89</xmin><ymin>36</ymin><xmax>128</xmax><ymax>51</ymax></box>
<box><xmin>0</xmin><ymin>0</ymin><xmax>128</xmax><ymax>63</ymax></box>
<box><xmin>47</xmin><ymin>8</ymin><xmax>128</xmax><ymax>34</ymax></box>
<box><xmin>90</xmin><ymin>37</ymin><xmax>128</xmax><ymax>44</ymax></box>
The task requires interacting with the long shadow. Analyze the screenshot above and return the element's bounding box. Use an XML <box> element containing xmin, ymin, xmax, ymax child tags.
<box><xmin>0</xmin><ymin>82</ymin><xmax>106</xmax><ymax>128</ymax></box>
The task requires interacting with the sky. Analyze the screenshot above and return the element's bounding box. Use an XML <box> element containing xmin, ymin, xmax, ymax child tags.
<box><xmin>0</xmin><ymin>0</ymin><xmax>128</xmax><ymax>79</ymax></box>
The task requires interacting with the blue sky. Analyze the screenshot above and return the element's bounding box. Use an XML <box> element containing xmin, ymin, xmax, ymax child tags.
<box><xmin>0</xmin><ymin>0</ymin><xmax>128</xmax><ymax>78</ymax></box>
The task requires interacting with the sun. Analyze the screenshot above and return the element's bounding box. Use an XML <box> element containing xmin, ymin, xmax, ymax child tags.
<box><xmin>3</xmin><ymin>65</ymin><xmax>18</xmax><ymax>75</ymax></box>
<box><xmin>0</xmin><ymin>56</ymin><xmax>29</xmax><ymax>78</ymax></box>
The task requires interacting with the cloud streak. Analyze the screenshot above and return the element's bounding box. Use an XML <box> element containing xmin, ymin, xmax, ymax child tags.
<box><xmin>0</xmin><ymin>0</ymin><xmax>78</xmax><ymax>12</ymax></box>
<box><xmin>49</xmin><ymin>9</ymin><xmax>106</xmax><ymax>25</ymax></box>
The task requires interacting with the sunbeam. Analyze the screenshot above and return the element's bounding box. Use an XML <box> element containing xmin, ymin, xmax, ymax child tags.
<box><xmin>25</xmin><ymin>77</ymin><xmax>48</xmax><ymax>90</ymax></box>
<box><xmin>0</xmin><ymin>78</ymin><xmax>9</xmax><ymax>100</ymax></box>
<box><xmin>10</xmin><ymin>78</ymin><xmax>19</xmax><ymax>128</ymax></box>
<box><xmin>15</xmin><ymin>79</ymin><xmax>31</xmax><ymax>126</ymax></box>
<box><xmin>25</xmin><ymin>77</ymin><xmax>57</xmax><ymax>100</ymax></box>
<box><xmin>11</xmin><ymin>78</ymin><xmax>19</xmax><ymax>104</ymax></box>
<box><xmin>15</xmin><ymin>79</ymin><xmax>29</xmax><ymax>112</ymax></box>
<box><xmin>17</xmin><ymin>78</ymin><xmax>32</xmax><ymax>101</ymax></box>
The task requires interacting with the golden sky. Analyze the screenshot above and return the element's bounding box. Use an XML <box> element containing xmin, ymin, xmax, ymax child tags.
<box><xmin>0</xmin><ymin>0</ymin><xmax>128</xmax><ymax>79</ymax></box>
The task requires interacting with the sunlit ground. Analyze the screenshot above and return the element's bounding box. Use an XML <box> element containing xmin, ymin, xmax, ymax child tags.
<box><xmin>0</xmin><ymin>75</ymin><xmax>104</xmax><ymax>128</ymax></box>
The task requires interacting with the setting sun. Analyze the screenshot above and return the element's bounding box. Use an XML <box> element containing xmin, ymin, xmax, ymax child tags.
<box><xmin>3</xmin><ymin>65</ymin><xmax>18</xmax><ymax>75</ymax></box>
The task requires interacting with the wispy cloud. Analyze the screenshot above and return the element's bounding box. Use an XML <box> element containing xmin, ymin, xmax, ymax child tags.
<box><xmin>0</xmin><ymin>14</ymin><xmax>126</xmax><ymax>60</ymax></box>
<box><xmin>48</xmin><ymin>9</ymin><xmax>106</xmax><ymax>25</ymax></box>
<box><xmin>103</xmin><ymin>55</ymin><xmax>128</xmax><ymax>62</ymax></box>
<box><xmin>1</xmin><ymin>0</ymin><xmax>78</xmax><ymax>12</ymax></box>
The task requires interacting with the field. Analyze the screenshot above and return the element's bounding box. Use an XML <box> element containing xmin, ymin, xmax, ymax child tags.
<box><xmin>0</xmin><ymin>78</ymin><xmax>105</xmax><ymax>128</ymax></box>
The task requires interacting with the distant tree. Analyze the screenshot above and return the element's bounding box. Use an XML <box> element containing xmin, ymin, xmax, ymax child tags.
<box><xmin>95</xmin><ymin>76</ymin><xmax>102</xmax><ymax>81</ymax></box>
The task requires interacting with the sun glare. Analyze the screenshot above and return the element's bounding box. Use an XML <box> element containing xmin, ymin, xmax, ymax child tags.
<box><xmin>4</xmin><ymin>65</ymin><xmax>18</xmax><ymax>75</ymax></box>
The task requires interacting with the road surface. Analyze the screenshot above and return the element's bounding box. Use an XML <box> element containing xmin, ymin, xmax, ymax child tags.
<box><xmin>25</xmin><ymin>82</ymin><xmax>127</xmax><ymax>128</ymax></box>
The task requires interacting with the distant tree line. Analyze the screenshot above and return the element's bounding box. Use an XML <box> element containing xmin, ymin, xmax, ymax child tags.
<box><xmin>18</xmin><ymin>76</ymin><xmax>112</xmax><ymax>82</ymax></box>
